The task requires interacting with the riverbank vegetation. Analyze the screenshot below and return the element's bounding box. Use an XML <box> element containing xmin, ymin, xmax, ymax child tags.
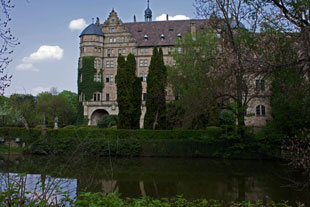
<box><xmin>0</xmin><ymin>191</ymin><xmax>304</xmax><ymax>207</ymax></box>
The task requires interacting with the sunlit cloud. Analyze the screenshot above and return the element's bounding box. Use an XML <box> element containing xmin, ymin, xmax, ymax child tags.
<box><xmin>16</xmin><ymin>63</ymin><xmax>39</xmax><ymax>72</ymax></box>
<box><xmin>155</xmin><ymin>14</ymin><xmax>190</xmax><ymax>21</ymax></box>
<box><xmin>69</xmin><ymin>18</ymin><xmax>87</xmax><ymax>31</ymax></box>
<box><xmin>23</xmin><ymin>45</ymin><xmax>64</xmax><ymax>63</ymax></box>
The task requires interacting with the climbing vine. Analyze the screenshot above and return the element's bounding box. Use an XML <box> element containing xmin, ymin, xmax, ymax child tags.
<box><xmin>77</xmin><ymin>56</ymin><xmax>104</xmax><ymax>124</ymax></box>
<box><xmin>78</xmin><ymin>56</ymin><xmax>104</xmax><ymax>101</ymax></box>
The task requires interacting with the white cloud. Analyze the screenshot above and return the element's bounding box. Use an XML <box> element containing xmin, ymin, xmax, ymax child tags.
<box><xmin>16</xmin><ymin>63</ymin><xmax>39</xmax><ymax>72</ymax></box>
<box><xmin>32</xmin><ymin>86</ymin><xmax>50</xmax><ymax>96</ymax></box>
<box><xmin>155</xmin><ymin>14</ymin><xmax>190</xmax><ymax>21</ymax></box>
<box><xmin>69</xmin><ymin>18</ymin><xmax>87</xmax><ymax>31</ymax></box>
<box><xmin>23</xmin><ymin>45</ymin><xmax>64</xmax><ymax>63</ymax></box>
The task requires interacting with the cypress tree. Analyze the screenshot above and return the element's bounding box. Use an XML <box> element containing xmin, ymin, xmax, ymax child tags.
<box><xmin>144</xmin><ymin>47</ymin><xmax>167</xmax><ymax>129</ymax></box>
<box><xmin>116</xmin><ymin>54</ymin><xmax>142</xmax><ymax>129</ymax></box>
<box><xmin>127</xmin><ymin>54</ymin><xmax>142</xmax><ymax>129</ymax></box>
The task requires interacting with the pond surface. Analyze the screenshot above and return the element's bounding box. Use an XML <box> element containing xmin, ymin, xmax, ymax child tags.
<box><xmin>0</xmin><ymin>155</ymin><xmax>309</xmax><ymax>204</ymax></box>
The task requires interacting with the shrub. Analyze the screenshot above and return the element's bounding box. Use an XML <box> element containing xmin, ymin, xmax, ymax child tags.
<box><xmin>97</xmin><ymin>115</ymin><xmax>118</xmax><ymax>128</ymax></box>
<box><xmin>206</xmin><ymin>126</ymin><xmax>223</xmax><ymax>139</ymax></box>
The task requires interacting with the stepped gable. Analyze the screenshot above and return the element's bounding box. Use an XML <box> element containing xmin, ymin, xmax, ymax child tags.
<box><xmin>124</xmin><ymin>19</ymin><xmax>210</xmax><ymax>47</ymax></box>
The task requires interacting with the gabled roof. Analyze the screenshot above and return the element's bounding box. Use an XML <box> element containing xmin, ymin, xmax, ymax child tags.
<box><xmin>124</xmin><ymin>19</ymin><xmax>210</xmax><ymax>47</ymax></box>
<box><xmin>80</xmin><ymin>23</ymin><xmax>105</xmax><ymax>37</ymax></box>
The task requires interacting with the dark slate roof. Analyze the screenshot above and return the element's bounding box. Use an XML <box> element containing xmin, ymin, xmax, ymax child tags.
<box><xmin>80</xmin><ymin>24</ymin><xmax>105</xmax><ymax>37</ymax></box>
<box><xmin>124</xmin><ymin>19</ymin><xmax>210</xmax><ymax>47</ymax></box>
<box><xmin>145</xmin><ymin>7</ymin><xmax>152</xmax><ymax>15</ymax></box>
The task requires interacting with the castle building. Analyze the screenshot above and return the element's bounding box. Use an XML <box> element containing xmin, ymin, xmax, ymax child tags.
<box><xmin>78</xmin><ymin>2</ymin><xmax>271</xmax><ymax>127</ymax></box>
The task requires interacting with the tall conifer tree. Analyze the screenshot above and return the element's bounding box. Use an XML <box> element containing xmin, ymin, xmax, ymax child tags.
<box><xmin>116</xmin><ymin>54</ymin><xmax>142</xmax><ymax>129</ymax></box>
<box><xmin>144</xmin><ymin>47</ymin><xmax>167</xmax><ymax>129</ymax></box>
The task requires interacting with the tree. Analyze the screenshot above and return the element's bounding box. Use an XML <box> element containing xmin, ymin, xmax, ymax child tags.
<box><xmin>116</xmin><ymin>54</ymin><xmax>141</xmax><ymax>129</ymax></box>
<box><xmin>0</xmin><ymin>1</ymin><xmax>19</xmax><ymax>95</ymax></box>
<box><xmin>58</xmin><ymin>90</ymin><xmax>78</xmax><ymax>126</ymax></box>
<box><xmin>9</xmin><ymin>94</ymin><xmax>37</xmax><ymax>128</ymax></box>
<box><xmin>168</xmin><ymin>30</ymin><xmax>221</xmax><ymax>129</ymax></box>
<box><xmin>194</xmin><ymin>0</ymin><xmax>268</xmax><ymax>136</ymax></box>
<box><xmin>144</xmin><ymin>48</ymin><xmax>167</xmax><ymax>129</ymax></box>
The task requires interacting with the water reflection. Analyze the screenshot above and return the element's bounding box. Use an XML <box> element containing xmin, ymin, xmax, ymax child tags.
<box><xmin>0</xmin><ymin>155</ymin><xmax>309</xmax><ymax>205</ymax></box>
<box><xmin>0</xmin><ymin>173</ymin><xmax>77</xmax><ymax>204</ymax></box>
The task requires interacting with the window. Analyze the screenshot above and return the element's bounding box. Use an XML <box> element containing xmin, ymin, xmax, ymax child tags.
<box><xmin>139</xmin><ymin>59</ymin><xmax>148</xmax><ymax>67</ymax></box>
<box><xmin>140</xmin><ymin>48</ymin><xmax>148</xmax><ymax>54</ymax></box>
<box><xmin>109</xmin><ymin>38</ymin><xmax>116</xmax><ymax>43</ymax></box>
<box><xmin>139</xmin><ymin>74</ymin><xmax>143</xmax><ymax>81</ymax></box>
<box><xmin>132</xmin><ymin>48</ymin><xmax>137</xmax><ymax>54</ymax></box>
<box><xmin>160</xmin><ymin>34</ymin><xmax>165</xmax><ymax>40</ymax></box>
<box><xmin>168</xmin><ymin>48</ymin><xmax>173</xmax><ymax>55</ymax></box>
<box><xmin>255</xmin><ymin>79</ymin><xmax>265</xmax><ymax>91</ymax></box>
<box><xmin>143</xmin><ymin>74</ymin><xmax>147</xmax><ymax>82</ymax></box>
<box><xmin>106</xmin><ymin>93</ymin><xmax>110</xmax><ymax>101</ymax></box>
<box><xmin>106</xmin><ymin>60</ymin><xmax>114</xmax><ymax>68</ymax></box>
<box><xmin>111</xmin><ymin>28</ymin><xmax>115</xmax><ymax>33</ymax></box>
<box><xmin>105</xmin><ymin>74</ymin><xmax>114</xmax><ymax>83</ymax></box>
<box><xmin>93</xmin><ymin>93</ymin><xmax>101</xmax><ymax>101</ymax></box>
<box><xmin>118</xmin><ymin>49</ymin><xmax>122</xmax><ymax>55</ymax></box>
<box><xmin>94</xmin><ymin>59</ymin><xmax>101</xmax><ymax>69</ymax></box>
<box><xmin>256</xmin><ymin>105</ymin><xmax>266</xmax><ymax>116</ymax></box>
<box><xmin>107</xmin><ymin>49</ymin><xmax>114</xmax><ymax>57</ymax></box>
<box><xmin>94</xmin><ymin>73</ymin><xmax>101</xmax><ymax>82</ymax></box>
<box><xmin>143</xmin><ymin>93</ymin><xmax>147</xmax><ymax>101</ymax></box>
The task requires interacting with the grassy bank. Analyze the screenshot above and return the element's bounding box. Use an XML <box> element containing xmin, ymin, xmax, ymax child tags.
<box><xmin>0</xmin><ymin>127</ymin><xmax>280</xmax><ymax>159</ymax></box>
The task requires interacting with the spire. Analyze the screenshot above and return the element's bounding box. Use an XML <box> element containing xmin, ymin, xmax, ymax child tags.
<box><xmin>144</xmin><ymin>0</ymin><xmax>152</xmax><ymax>22</ymax></box>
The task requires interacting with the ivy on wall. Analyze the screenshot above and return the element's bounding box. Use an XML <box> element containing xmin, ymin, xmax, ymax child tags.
<box><xmin>77</xmin><ymin>56</ymin><xmax>104</xmax><ymax>124</ymax></box>
<box><xmin>78</xmin><ymin>56</ymin><xmax>104</xmax><ymax>101</ymax></box>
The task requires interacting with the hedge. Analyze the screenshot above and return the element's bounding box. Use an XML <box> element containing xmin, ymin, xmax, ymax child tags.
<box><xmin>0</xmin><ymin>127</ymin><xmax>281</xmax><ymax>158</ymax></box>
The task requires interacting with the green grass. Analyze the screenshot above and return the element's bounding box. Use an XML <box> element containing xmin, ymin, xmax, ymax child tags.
<box><xmin>0</xmin><ymin>145</ymin><xmax>23</xmax><ymax>153</ymax></box>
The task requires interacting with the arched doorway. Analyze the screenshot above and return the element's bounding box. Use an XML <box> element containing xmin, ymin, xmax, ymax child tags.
<box><xmin>90</xmin><ymin>109</ymin><xmax>108</xmax><ymax>125</ymax></box>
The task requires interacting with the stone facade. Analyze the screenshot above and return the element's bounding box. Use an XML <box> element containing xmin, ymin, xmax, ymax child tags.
<box><xmin>78</xmin><ymin>9</ymin><xmax>271</xmax><ymax>127</ymax></box>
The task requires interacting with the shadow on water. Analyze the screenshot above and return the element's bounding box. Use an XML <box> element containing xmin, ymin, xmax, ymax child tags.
<box><xmin>0</xmin><ymin>154</ymin><xmax>309</xmax><ymax>205</ymax></box>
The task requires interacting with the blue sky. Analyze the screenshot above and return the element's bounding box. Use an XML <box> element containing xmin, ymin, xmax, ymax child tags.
<box><xmin>5</xmin><ymin>0</ymin><xmax>196</xmax><ymax>96</ymax></box>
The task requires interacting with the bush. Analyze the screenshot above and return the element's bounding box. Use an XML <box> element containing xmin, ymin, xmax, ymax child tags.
<box><xmin>206</xmin><ymin>126</ymin><xmax>223</xmax><ymax>139</ymax></box>
<box><xmin>97</xmin><ymin>115</ymin><xmax>118</xmax><ymax>128</ymax></box>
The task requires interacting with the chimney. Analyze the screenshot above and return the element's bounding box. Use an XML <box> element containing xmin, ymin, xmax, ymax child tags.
<box><xmin>166</xmin><ymin>14</ymin><xmax>169</xmax><ymax>21</ymax></box>
<box><xmin>134</xmin><ymin>15</ymin><xmax>136</xmax><ymax>22</ymax></box>
<box><xmin>190</xmin><ymin>20</ymin><xmax>196</xmax><ymax>35</ymax></box>
<box><xmin>96</xmin><ymin>17</ymin><xmax>100</xmax><ymax>26</ymax></box>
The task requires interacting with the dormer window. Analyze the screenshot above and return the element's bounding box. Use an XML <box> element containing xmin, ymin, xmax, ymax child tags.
<box><xmin>144</xmin><ymin>34</ymin><xmax>148</xmax><ymax>40</ymax></box>
<box><xmin>177</xmin><ymin>33</ymin><xmax>182</xmax><ymax>38</ymax></box>
<box><xmin>160</xmin><ymin>34</ymin><xmax>165</xmax><ymax>39</ymax></box>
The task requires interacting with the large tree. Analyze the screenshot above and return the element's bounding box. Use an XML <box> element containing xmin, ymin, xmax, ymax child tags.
<box><xmin>116</xmin><ymin>54</ymin><xmax>141</xmax><ymax>129</ymax></box>
<box><xmin>168</xmin><ymin>30</ymin><xmax>222</xmax><ymax>129</ymax></box>
<box><xmin>194</xmin><ymin>0</ymin><xmax>268</xmax><ymax>136</ymax></box>
<box><xmin>144</xmin><ymin>48</ymin><xmax>167</xmax><ymax>129</ymax></box>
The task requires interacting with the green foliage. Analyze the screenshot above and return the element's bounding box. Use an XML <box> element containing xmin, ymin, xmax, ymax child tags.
<box><xmin>0</xmin><ymin>127</ymin><xmax>279</xmax><ymax>158</ymax></box>
<box><xmin>73</xmin><ymin>192</ymin><xmax>298</xmax><ymax>207</ymax></box>
<box><xmin>116</xmin><ymin>54</ymin><xmax>142</xmax><ymax>129</ymax></box>
<box><xmin>78</xmin><ymin>56</ymin><xmax>104</xmax><ymax>101</ymax></box>
<box><xmin>97</xmin><ymin>115</ymin><xmax>118</xmax><ymax>128</ymax></box>
<box><xmin>144</xmin><ymin>47</ymin><xmax>167</xmax><ymax>129</ymax></box>
<box><xmin>206</xmin><ymin>126</ymin><xmax>223</xmax><ymax>139</ymax></box>
<box><xmin>167</xmin><ymin>31</ymin><xmax>221</xmax><ymax>129</ymax></box>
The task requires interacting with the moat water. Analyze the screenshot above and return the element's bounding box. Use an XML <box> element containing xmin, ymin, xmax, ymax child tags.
<box><xmin>0</xmin><ymin>155</ymin><xmax>309</xmax><ymax>204</ymax></box>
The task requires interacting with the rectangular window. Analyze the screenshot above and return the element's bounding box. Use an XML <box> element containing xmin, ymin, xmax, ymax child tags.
<box><xmin>139</xmin><ymin>59</ymin><xmax>144</xmax><ymax>67</ymax></box>
<box><xmin>140</xmin><ymin>48</ymin><xmax>148</xmax><ymax>54</ymax></box>
<box><xmin>143</xmin><ymin>93</ymin><xmax>147</xmax><ymax>101</ymax></box>
<box><xmin>261</xmin><ymin>80</ymin><xmax>265</xmax><ymax>91</ymax></box>
<box><xmin>97</xmin><ymin>94</ymin><xmax>101</xmax><ymax>101</ymax></box>
<box><xmin>105</xmin><ymin>75</ymin><xmax>110</xmax><ymax>83</ymax></box>
<box><xmin>139</xmin><ymin>73</ymin><xmax>143</xmax><ymax>82</ymax></box>
<box><xmin>110</xmin><ymin>75</ymin><xmax>114</xmax><ymax>83</ymax></box>
<box><xmin>256</xmin><ymin>80</ymin><xmax>260</xmax><ymax>90</ymax></box>
<box><xmin>111</xmin><ymin>28</ymin><xmax>115</xmax><ymax>33</ymax></box>
<box><xmin>132</xmin><ymin>48</ymin><xmax>137</xmax><ymax>54</ymax></box>
<box><xmin>93</xmin><ymin>93</ymin><xmax>97</xmax><ymax>101</ymax></box>
<box><xmin>97</xmin><ymin>74</ymin><xmax>101</xmax><ymax>82</ymax></box>
<box><xmin>106</xmin><ymin>60</ymin><xmax>114</xmax><ymax>68</ymax></box>
<box><xmin>143</xmin><ymin>59</ymin><xmax>148</xmax><ymax>67</ymax></box>
<box><xmin>106</xmin><ymin>93</ymin><xmax>110</xmax><ymax>101</ymax></box>
<box><xmin>143</xmin><ymin>74</ymin><xmax>147</xmax><ymax>82</ymax></box>
<box><xmin>262</xmin><ymin>105</ymin><xmax>266</xmax><ymax>116</ymax></box>
<box><xmin>118</xmin><ymin>49</ymin><xmax>122</xmax><ymax>55</ymax></box>
<box><xmin>109</xmin><ymin>38</ymin><xmax>113</xmax><ymax>43</ymax></box>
